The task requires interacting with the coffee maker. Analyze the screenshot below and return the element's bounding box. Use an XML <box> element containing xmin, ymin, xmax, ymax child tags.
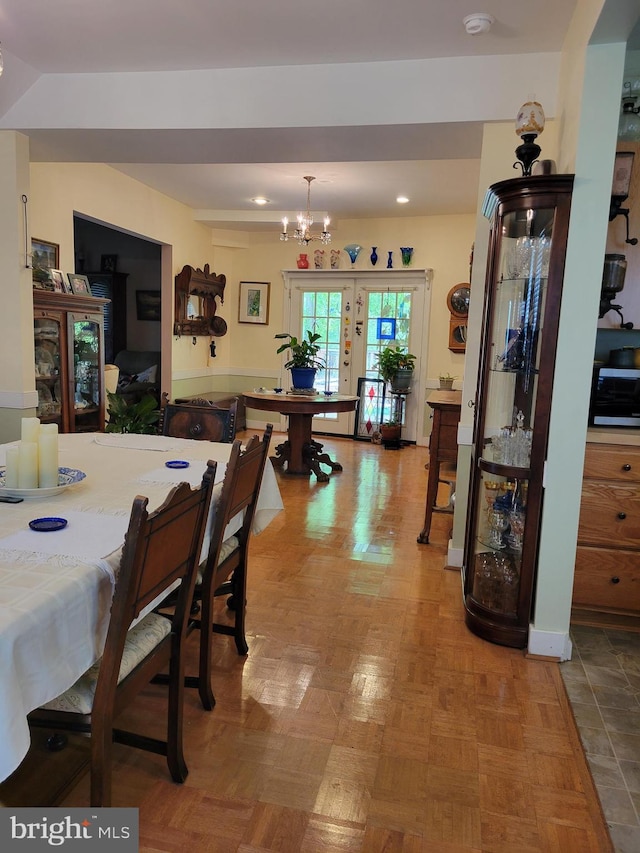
<box><xmin>599</xmin><ymin>253</ymin><xmax>634</xmax><ymax>328</ymax></box>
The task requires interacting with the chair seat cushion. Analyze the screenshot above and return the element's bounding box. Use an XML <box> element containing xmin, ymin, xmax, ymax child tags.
<box><xmin>197</xmin><ymin>535</ymin><xmax>239</xmax><ymax>583</ymax></box>
<box><xmin>41</xmin><ymin>613</ymin><xmax>172</xmax><ymax>715</ymax></box>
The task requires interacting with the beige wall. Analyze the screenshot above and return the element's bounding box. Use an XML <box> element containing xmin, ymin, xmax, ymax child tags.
<box><xmin>4</xmin><ymin>160</ymin><xmax>475</xmax><ymax>442</ymax></box>
<box><xmin>227</xmin><ymin>215</ymin><xmax>475</xmax><ymax>391</ymax></box>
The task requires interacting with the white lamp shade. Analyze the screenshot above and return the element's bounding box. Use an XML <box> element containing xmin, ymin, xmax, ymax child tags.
<box><xmin>515</xmin><ymin>101</ymin><xmax>545</xmax><ymax>138</ymax></box>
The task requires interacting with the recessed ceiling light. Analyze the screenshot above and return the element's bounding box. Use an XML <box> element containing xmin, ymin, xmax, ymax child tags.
<box><xmin>396</xmin><ymin>196</ymin><xmax>409</xmax><ymax>204</ymax></box>
<box><xmin>252</xmin><ymin>197</ymin><xmax>269</xmax><ymax>205</ymax></box>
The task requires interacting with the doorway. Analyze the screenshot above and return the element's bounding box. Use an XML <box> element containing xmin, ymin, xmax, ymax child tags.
<box><xmin>283</xmin><ymin>269</ymin><xmax>431</xmax><ymax>442</ymax></box>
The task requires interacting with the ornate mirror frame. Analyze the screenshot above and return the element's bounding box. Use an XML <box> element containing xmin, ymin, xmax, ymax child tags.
<box><xmin>174</xmin><ymin>264</ymin><xmax>227</xmax><ymax>337</ymax></box>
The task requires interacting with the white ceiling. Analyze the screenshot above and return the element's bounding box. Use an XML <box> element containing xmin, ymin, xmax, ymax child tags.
<box><xmin>0</xmin><ymin>0</ymin><xmax>580</xmax><ymax>228</ymax></box>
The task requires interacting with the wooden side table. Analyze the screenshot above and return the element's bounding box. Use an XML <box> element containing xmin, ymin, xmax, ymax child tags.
<box><xmin>417</xmin><ymin>390</ymin><xmax>462</xmax><ymax>544</ymax></box>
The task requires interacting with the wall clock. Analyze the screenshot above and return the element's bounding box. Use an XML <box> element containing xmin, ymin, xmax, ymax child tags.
<box><xmin>446</xmin><ymin>283</ymin><xmax>470</xmax><ymax>353</ymax></box>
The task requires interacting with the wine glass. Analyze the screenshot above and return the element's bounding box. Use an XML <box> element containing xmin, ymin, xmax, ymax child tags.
<box><xmin>488</xmin><ymin>508</ymin><xmax>509</xmax><ymax>549</ymax></box>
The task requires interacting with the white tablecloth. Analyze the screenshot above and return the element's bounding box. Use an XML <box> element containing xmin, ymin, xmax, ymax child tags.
<box><xmin>0</xmin><ymin>432</ymin><xmax>283</xmax><ymax>782</ymax></box>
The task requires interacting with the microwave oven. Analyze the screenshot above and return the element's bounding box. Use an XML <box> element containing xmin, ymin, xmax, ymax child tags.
<box><xmin>589</xmin><ymin>366</ymin><xmax>640</xmax><ymax>427</ymax></box>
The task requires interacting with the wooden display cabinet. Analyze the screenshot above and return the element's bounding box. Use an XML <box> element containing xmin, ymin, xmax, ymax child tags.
<box><xmin>462</xmin><ymin>174</ymin><xmax>574</xmax><ymax>648</ymax></box>
<box><xmin>33</xmin><ymin>290</ymin><xmax>110</xmax><ymax>433</ymax></box>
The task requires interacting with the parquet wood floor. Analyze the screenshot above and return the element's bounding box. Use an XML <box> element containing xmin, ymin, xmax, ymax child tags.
<box><xmin>5</xmin><ymin>433</ymin><xmax>612</xmax><ymax>851</ymax></box>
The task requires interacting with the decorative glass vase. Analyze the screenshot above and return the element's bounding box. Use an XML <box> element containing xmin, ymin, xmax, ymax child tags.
<box><xmin>387</xmin><ymin>251</ymin><xmax>393</xmax><ymax>269</ymax></box>
<box><xmin>330</xmin><ymin>249</ymin><xmax>341</xmax><ymax>269</ymax></box>
<box><xmin>297</xmin><ymin>254</ymin><xmax>309</xmax><ymax>269</ymax></box>
<box><xmin>400</xmin><ymin>247</ymin><xmax>414</xmax><ymax>267</ymax></box>
<box><xmin>314</xmin><ymin>249</ymin><xmax>324</xmax><ymax>269</ymax></box>
<box><xmin>370</xmin><ymin>247</ymin><xmax>378</xmax><ymax>266</ymax></box>
<box><xmin>344</xmin><ymin>244</ymin><xmax>362</xmax><ymax>266</ymax></box>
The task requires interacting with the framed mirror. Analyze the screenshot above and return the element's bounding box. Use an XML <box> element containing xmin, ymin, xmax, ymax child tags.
<box><xmin>174</xmin><ymin>264</ymin><xmax>227</xmax><ymax>337</ymax></box>
<box><xmin>447</xmin><ymin>283</ymin><xmax>470</xmax><ymax>353</ymax></box>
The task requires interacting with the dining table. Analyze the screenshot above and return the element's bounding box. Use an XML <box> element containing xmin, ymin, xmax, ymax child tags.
<box><xmin>243</xmin><ymin>391</ymin><xmax>359</xmax><ymax>482</ymax></box>
<box><xmin>0</xmin><ymin>431</ymin><xmax>283</xmax><ymax>783</ymax></box>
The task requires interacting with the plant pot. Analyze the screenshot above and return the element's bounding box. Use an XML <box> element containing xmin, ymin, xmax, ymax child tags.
<box><xmin>439</xmin><ymin>379</ymin><xmax>454</xmax><ymax>390</ymax></box>
<box><xmin>390</xmin><ymin>369</ymin><xmax>413</xmax><ymax>392</ymax></box>
<box><xmin>290</xmin><ymin>367</ymin><xmax>316</xmax><ymax>390</ymax></box>
<box><xmin>380</xmin><ymin>423</ymin><xmax>402</xmax><ymax>447</ymax></box>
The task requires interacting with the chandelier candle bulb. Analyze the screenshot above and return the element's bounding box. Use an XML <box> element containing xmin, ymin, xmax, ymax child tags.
<box><xmin>4</xmin><ymin>447</ymin><xmax>20</xmax><ymax>489</ymax></box>
<box><xmin>18</xmin><ymin>442</ymin><xmax>38</xmax><ymax>489</ymax></box>
<box><xmin>39</xmin><ymin>423</ymin><xmax>59</xmax><ymax>488</ymax></box>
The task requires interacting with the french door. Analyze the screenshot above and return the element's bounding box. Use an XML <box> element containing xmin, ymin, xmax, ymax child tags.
<box><xmin>282</xmin><ymin>270</ymin><xmax>431</xmax><ymax>442</ymax></box>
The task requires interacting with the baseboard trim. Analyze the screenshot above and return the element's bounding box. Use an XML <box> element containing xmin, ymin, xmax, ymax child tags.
<box><xmin>447</xmin><ymin>544</ymin><xmax>463</xmax><ymax>568</ymax></box>
<box><xmin>528</xmin><ymin>626</ymin><xmax>572</xmax><ymax>661</ymax></box>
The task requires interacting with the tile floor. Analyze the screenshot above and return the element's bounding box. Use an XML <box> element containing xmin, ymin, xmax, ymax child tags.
<box><xmin>561</xmin><ymin>626</ymin><xmax>640</xmax><ymax>853</ymax></box>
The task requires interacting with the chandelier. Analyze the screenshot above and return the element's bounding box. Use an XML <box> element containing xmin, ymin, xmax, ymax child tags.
<box><xmin>280</xmin><ymin>176</ymin><xmax>331</xmax><ymax>245</ymax></box>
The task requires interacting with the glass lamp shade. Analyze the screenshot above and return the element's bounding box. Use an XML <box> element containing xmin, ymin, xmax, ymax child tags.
<box><xmin>515</xmin><ymin>101</ymin><xmax>545</xmax><ymax>138</ymax></box>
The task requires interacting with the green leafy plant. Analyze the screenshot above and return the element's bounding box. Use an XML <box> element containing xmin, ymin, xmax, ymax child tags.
<box><xmin>275</xmin><ymin>331</ymin><xmax>326</xmax><ymax>370</ymax></box>
<box><xmin>106</xmin><ymin>391</ymin><xmax>160</xmax><ymax>434</ymax></box>
<box><xmin>374</xmin><ymin>346</ymin><xmax>416</xmax><ymax>384</ymax></box>
<box><xmin>439</xmin><ymin>373</ymin><xmax>455</xmax><ymax>382</ymax></box>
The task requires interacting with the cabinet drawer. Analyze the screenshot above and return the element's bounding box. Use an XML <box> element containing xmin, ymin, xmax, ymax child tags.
<box><xmin>573</xmin><ymin>546</ymin><xmax>640</xmax><ymax>612</ymax></box>
<box><xmin>578</xmin><ymin>480</ymin><xmax>640</xmax><ymax>547</ymax></box>
<box><xmin>584</xmin><ymin>444</ymin><xmax>640</xmax><ymax>482</ymax></box>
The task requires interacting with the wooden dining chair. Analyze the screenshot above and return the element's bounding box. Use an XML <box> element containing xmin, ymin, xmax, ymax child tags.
<box><xmin>28</xmin><ymin>461</ymin><xmax>217</xmax><ymax>807</ymax></box>
<box><xmin>186</xmin><ymin>425</ymin><xmax>273</xmax><ymax>711</ymax></box>
<box><xmin>160</xmin><ymin>392</ymin><xmax>237</xmax><ymax>443</ymax></box>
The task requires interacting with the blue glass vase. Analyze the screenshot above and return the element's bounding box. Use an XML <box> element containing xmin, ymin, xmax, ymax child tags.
<box><xmin>344</xmin><ymin>244</ymin><xmax>362</xmax><ymax>266</ymax></box>
<box><xmin>370</xmin><ymin>247</ymin><xmax>378</xmax><ymax>266</ymax></box>
<box><xmin>400</xmin><ymin>247</ymin><xmax>414</xmax><ymax>267</ymax></box>
<box><xmin>387</xmin><ymin>251</ymin><xmax>393</xmax><ymax>269</ymax></box>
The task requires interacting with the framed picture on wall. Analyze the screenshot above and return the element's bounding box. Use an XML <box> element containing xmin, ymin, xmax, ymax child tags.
<box><xmin>136</xmin><ymin>289</ymin><xmax>161</xmax><ymax>321</ymax></box>
<box><xmin>31</xmin><ymin>238</ymin><xmax>59</xmax><ymax>286</ymax></box>
<box><xmin>238</xmin><ymin>281</ymin><xmax>270</xmax><ymax>324</ymax></box>
<box><xmin>67</xmin><ymin>273</ymin><xmax>92</xmax><ymax>295</ymax></box>
<box><xmin>100</xmin><ymin>253</ymin><xmax>118</xmax><ymax>273</ymax></box>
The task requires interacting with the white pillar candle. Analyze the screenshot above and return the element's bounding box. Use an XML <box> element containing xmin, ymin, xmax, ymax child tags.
<box><xmin>18</xmin><ymin>442</ymin><xmax>38</xmax><ymax>489</ymax></box>
<box><xmin>5</xmin><ymin>446</ymin><xmax>20</xmax><ymax>489</ymax></box>
<box><xmin>21</xmin><ymin>417</ymin><xmax>40</xmax><ymax>444</ymax></box>
<box><xmin>39</xmin><ymin>423</ymin><xmax>59</xmax><ymax>488</ymax></box>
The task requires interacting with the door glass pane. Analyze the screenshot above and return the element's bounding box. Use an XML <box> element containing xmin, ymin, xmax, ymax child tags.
<box><xmin>365</xmin><ymin>290</ymin><xmax>413</xmax><ymax>425</ymax></box>
<box><xmin>73</xmin><ymin>317</ymin><xmax>101</xmax><ymax>431</ymax></box>
<box><xmin>300</xmin><ymin>290</ymin><xmax>343</xmax><ymax>397</ymax></box>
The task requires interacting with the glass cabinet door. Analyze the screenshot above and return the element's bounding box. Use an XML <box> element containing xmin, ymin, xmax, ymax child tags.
<box><xmin>34</xmin><ymin>313</ymin><xmax>65</xmax><ymax>429</ymax></box>
<box><xmin>463</xmin><ymin>174</ymin><xmax>573</xmax><ymax>649</ymax></box>
<box><xmin>70</xmin><ymin>313</ymin><xmax>103</xmax><ymax>432</ymax></box>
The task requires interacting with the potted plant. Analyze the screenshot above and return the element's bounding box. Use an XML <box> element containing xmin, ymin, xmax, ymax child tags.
<box><xmin>106</xmin><ymin>391</ymin><xmax>161</xmax><ymax>434</ymax></box>
<box><xmin>439</xmin><ymin>373</ymin><xmax>456</xmax><ymax>390</ymax></box>
<box><xmin>379</xmin><ymin>417</ymin><xmax>402</xmax><ymax>446</ymax></box>
<box><xmin>374</xmin><ymin>345</ymin><xmax>417</xmax><ymax>392</ymax></box>
<box><xmin>275</xmin><ymin>331</ymin><xmax>326</xmax><ymax>390</ymax></box>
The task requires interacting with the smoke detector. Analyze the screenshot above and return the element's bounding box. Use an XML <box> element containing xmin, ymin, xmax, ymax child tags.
<box><xmin>463</xmin><ymin>13</ymin><xmax>495</xmax><ymax>35</ymax></box>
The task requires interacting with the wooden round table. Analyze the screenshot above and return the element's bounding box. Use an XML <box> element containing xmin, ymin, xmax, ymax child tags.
<box><xmin>243</xmin><ymin>392</ymin><xmax>359</xmax><ymax>482</ymax></box>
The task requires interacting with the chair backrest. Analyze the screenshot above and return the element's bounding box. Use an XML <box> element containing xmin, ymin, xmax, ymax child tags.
<box><xmin>205</xmin><ymin>425</ymin><xmax>273</xmax><ymax>567</ymax></box>
<box><xmin>161</xmin><ymin>393</ymin><xmax>237</xmax><ymax>443</ymax></box>
<box><xmin>94</xmin><ymin>461</ymin><xmax>217</xmax><ymax>708</ymax></box>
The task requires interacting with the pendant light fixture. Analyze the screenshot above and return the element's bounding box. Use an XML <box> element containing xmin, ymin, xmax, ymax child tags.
<box><xmin>280</xmin><ymin>176</ymin><xmax>331</xmax><ymax>245</ymax></box>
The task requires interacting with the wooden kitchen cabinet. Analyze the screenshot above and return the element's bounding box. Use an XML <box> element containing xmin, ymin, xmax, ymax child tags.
<box><xmin>572</xmin><ymin>440</ymin><xmax>640</xmax><ymax>628</ymax></box>
<box><xmin>33</xmin><ymin>290</ymin><xmax>110</xmax><ymax>433</ymax></box>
